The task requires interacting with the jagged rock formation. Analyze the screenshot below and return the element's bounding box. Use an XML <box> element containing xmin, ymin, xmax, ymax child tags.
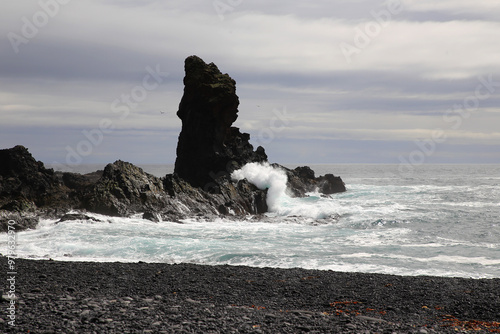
<box><xmin>84</xmin><ymin>160</ymin><xmax>267</xmax><ymax>220</ymax></box>
<box><xmin>0</xmin><ymin>145</ymin><xmax>69</xmax><ymax>210</ymax></box>
<box><xmin>0</xmin><ymin>145</ymin><xmax>267</xmax><ymax>231</ymax></box>
<box><xmin>173</xmin><ymin>55</ymin><xmax>344</xmax><ymax>195</ymax></box>
<box><xmin>0</xmin><ymin>145</ymin><xmax>70</xmax><ymax>231</ymax></box>
<box><xmin>84</xmin><ymin>161</ymin><xmax>168</xmax><ymax>216</ymax></box>
<box><xmin>175</xmin><ymin>55</ymin><xmax>267</xmax><ymax>188</ymax></box>
<box><xmin>284</xmin><ymin>165</ymin><xmax>346</xmax><ymax>196</ymax></box>
<box><xmin>0</xmin><ymin>55</ymin><xmax>345</xmax><ymax>230</ymax></box>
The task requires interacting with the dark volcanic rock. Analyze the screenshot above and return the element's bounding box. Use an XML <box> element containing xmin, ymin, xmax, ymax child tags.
<box><xmin>0</xmin><ymin>145</ymin><xmax>67</xmax><ymax>209</ymax></box>
<box><xmin>0</xmin><ymin>145</ymin><xmax>269</xmax><ymax>226</ymax></box>
<box><xmin>0</xmin><ymin>146</ymin><xmax>75</xmax><ymax>231</ymax></box>
<box><xmin>174</xmin><ymin>55</ymin><xmax>267</xmax><ymax>188</ymax></box>
<box><xmin>82</xmin><ymin>160</ymin><xmax>267</xmax><ymax>220</ymax></box>
<box><xmin>281</xmin><ymin>165</ymin><xmax>346</xmax><ymax>197</ymax></box>
<box><xmin>173</xmin><ymin>55</ymin><xmax>345</xmax><ymax>197</ymax></box>
<box><xmin>57</xmin><ymin>213</ymin><xmax>102</xmax><ymax>223</ymax></box>
<box><xmin>0</xmin><ymin>212</ymin><xmax>38</xmax><ymax>232</ymax></box>
<box><xmin>61</xmin><ymin>170</ymin><xmax>102</xmax><ymax>190</ymax></box>
<box><xmin>316</xmin><ymin>173</ymin><xmax>346</xmax><ymax>194</ymax></box>
<box><xmin>142</xmin><ymin>210</ymin><xmax>161</xmax><ymax>222</ymax></box>
<box><xmin>84</xmin><ymin>160</ymin><xmax>168</xmax><ymax>216</ymax></box>
<box><xmin>161</xmin><ymin>173</ymin><xmax>267</xmax><ymax>219</ymax></box>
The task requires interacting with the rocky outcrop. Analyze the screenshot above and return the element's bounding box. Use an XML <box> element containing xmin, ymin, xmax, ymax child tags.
<box><xmin>0</xmin><ymin>55</ymin><xmax>345</xmax><ymax>230</ymax></box>
<box><xmin>0</xmin><ymin>145</ymin><xmax>69</xmax><ymax>210</ymax></box>
<box><xmin>57</xmin><ymin>213</ymin><xmax>102</xmax><ymax>223</ymax></box>
<box><xmin>175</xmin><ymin>55</ymin><xmax>267</xmax><ymax>188</ymax></box>
<box><xmin>282</xmin><ymin>165</ymin><xmax>346</xmax><ymax>197</ymax></box>
<box><xmin>173</xmin><ymin>56</ymin><xmax>344</xmax><ymax>196</ymax></box>
<box><xmin>84</xmin><ymin>161</ymin><xmax>168</xmax><ymax>216</ymax></box>
<box><xmin>0</xmin><ymin>146</ymin><xmax>268</xmax><ymax>228</ymax></box>
<box><xmin>81</xmin><ymin>160</ymin><xmax>267</xmax><ymax>220</ymax></box>
<box><xmin>0</xmin><ymin>145</ymin><xmax>71</xmax><ymax>231</ymax></box>
<box><xmin>161</xmin><ymin>174</ymin><xmax>267</xmax><ymax>220</ymax></box>
<box><xmin>0</xmin><ymin>211</ymin><xmax>38</xmax><ymax>232</ymax></box>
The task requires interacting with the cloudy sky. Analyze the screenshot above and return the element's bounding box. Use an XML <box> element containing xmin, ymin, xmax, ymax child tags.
<box><xmin>1</xmin><ymin>0</ymin><xmax>499</xmax><ymax>169</ymax></box>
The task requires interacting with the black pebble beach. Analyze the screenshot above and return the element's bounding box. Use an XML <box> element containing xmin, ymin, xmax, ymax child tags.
<box><xmin>1</xmin><ymin>257</ymin><xmax>499</xmax><ymax>333</ymax></box>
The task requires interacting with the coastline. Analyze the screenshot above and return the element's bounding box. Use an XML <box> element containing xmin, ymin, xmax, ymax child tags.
<box><xmin>1</xmin><ymin>53</ymin><xmax>499</xmax><ymax>332</ymax></box>
<box><xmin>1</xmin><ymin>257</ymin><xmax>499</xmax><ymax>333</ymax></box>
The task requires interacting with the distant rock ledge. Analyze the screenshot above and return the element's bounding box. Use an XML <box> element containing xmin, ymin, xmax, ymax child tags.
<box><xmin>0</xmin><ymin>56</ymin><xmax>345</xmax><ymax>231</ymax></box>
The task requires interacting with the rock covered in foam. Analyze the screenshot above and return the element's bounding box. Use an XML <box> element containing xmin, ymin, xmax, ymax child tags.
<box><xmin>231</xmin><ymin>162</ymin><xmax>345</xmax><ymax>218</ymax></box>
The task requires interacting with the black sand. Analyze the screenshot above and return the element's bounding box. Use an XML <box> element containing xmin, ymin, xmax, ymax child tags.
<box><xmin>1</xmin><ymin>257</ymin><xmax>499</xmax><ymax>333</ymax></box>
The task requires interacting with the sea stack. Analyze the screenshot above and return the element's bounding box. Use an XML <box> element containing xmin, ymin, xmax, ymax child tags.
<box><xmin>1</xmin><ymin>55</ymin><xmax>346</xmax><ymax>229</ymax></box>
<box><xmin>174</xmin><ymin>55</ymin><xmax>267</xmax><ymax>188</ymax></box>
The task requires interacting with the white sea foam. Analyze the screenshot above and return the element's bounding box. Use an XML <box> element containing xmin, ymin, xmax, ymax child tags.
<box><xmin>231</xmin><ymin>162</ymin><xmax>341</xmax><ymax>219</ymax></box>
<box><xmin>1</xmin><ymin>164</ymin><xmax>499</xmax><ymax>278</ymax></box>
<box><xmin>340</xmin><ymin>253</ymin><xmax>500</xmax><ymax>266</ymax></box>
<box><xmin>3</xmin><ymin>215</ymin><xmax>498</xmax><ymax>278</ymax></box>
<box><xmin>231</xmin><ymin>162</ymin><xmax>288</xmax><ymax>212</ymax></box>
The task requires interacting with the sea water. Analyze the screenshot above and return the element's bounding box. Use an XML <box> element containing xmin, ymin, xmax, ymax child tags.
<box><xmin>2</xmin><ymin>164</ymin><xmax>499</xmax><ymax>278</ymax></box>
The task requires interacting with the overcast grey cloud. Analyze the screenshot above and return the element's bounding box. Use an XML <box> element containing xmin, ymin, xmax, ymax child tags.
<box><xmin>1</xmin><ymin>0</ymin><xmax>499</xmax><ymax>167</ymax></box>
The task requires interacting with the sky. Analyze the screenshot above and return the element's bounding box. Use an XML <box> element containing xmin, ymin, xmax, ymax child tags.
<box><xmin>1</xmin><ymin>0</ymin><xmax>499</xmax><ymax>170</ymax></box>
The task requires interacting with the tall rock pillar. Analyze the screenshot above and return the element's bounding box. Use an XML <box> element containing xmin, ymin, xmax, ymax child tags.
<box><xmin>174</xmin><ymin>55</ymin><xmax>267</xmax><ymax>188</ymax></box>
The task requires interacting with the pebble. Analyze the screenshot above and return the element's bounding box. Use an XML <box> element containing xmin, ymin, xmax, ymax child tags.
<box><xmin>357</xmin><ymin>315</ymin><xmax>387</xmax><ymax>323</ymax></box>
<box><xmin>1</xmin><ymin>294</ymin><xmax>16</xmax><ymax>301</ymax></box>
<box><xmin>186</xmin><ymin>298</ymin><xmax>202</xmax><ymax>304</ymax></box>
<box><xmin>80</xmin><ymin>310</ymin><xmax>90</xmax><ymax>317</ymax></box>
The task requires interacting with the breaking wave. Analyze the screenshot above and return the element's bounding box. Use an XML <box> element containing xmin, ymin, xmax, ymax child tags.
<box><xmin>231</xmin><ymin>162</ymin><xmax>339</xmax><ymax>220</ymax></box>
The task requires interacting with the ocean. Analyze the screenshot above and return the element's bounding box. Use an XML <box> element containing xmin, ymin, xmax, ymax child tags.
<box><xmin>4</xmin><ymin>163</ymin><xmax>500</xmax><ymax>279</ymax></box>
